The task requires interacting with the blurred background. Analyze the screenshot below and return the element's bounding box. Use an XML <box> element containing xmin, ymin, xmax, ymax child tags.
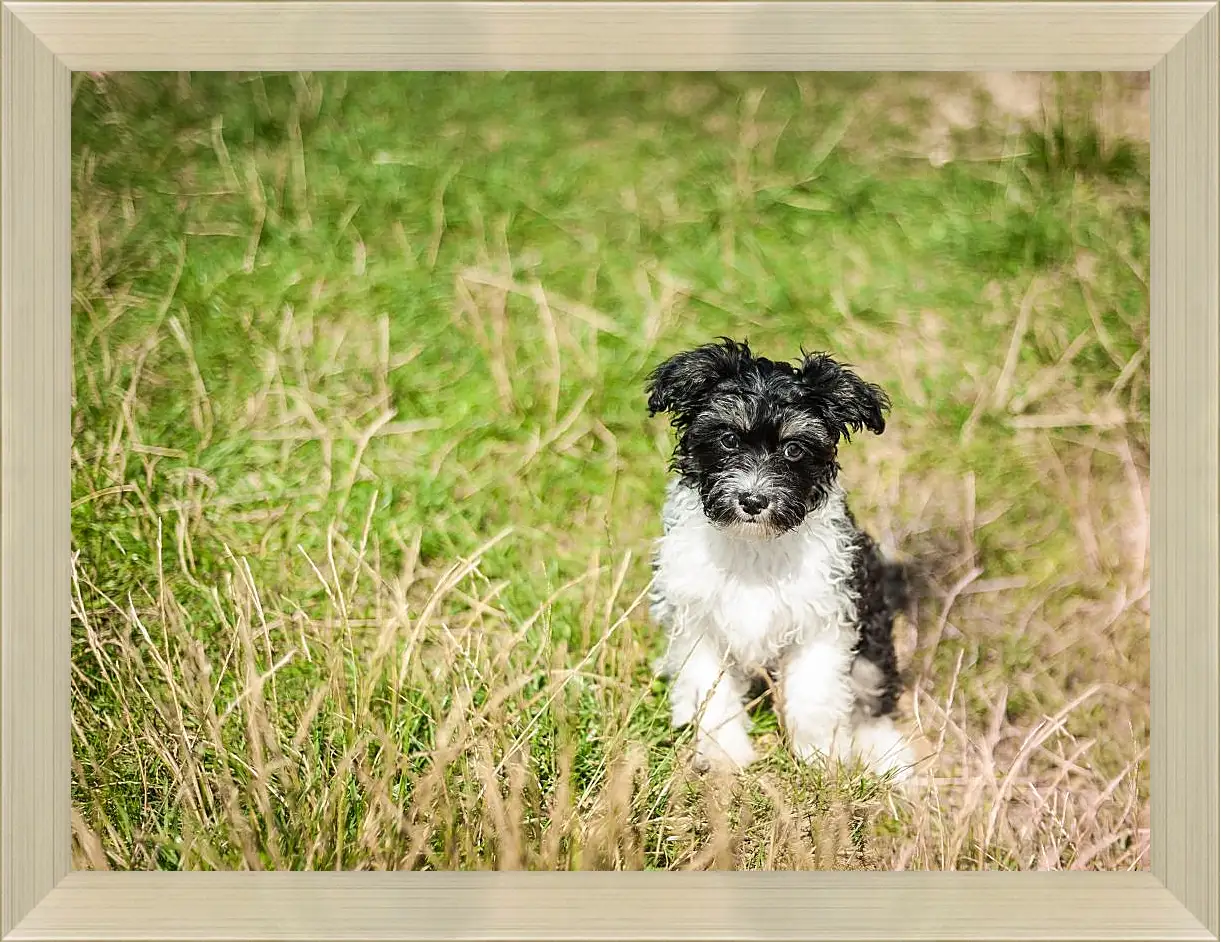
<box><xmin>70</xmin><ymin>72</ymin><xmax>1149</xmax><ymax>871</ymax></box>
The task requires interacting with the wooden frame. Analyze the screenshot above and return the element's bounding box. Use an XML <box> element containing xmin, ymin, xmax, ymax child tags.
<box><xmin>2</xmin><ymin>2</ymin><xmax>1216</xmax><ymax>940</ymax></box>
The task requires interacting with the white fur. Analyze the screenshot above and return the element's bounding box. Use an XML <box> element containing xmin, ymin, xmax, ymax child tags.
<box><xmin>652</xmin><ymin>479</ymin><xmax>913</xmax><ymax>779</ymax></box>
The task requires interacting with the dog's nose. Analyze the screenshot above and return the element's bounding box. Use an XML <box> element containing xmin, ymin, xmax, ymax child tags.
<box><xmin>738</xmin><ymin>493</ymin><xmax>770</xmax><ymax>516</ymax></box>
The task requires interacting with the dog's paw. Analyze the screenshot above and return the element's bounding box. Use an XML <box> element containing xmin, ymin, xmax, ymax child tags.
<box><xmin>790</xmin><ymin>727</ymin><xmax>851</xmax><ymax>766</ymax></box>
<box><xmin>850</xmin><ymin>716</ymin><xmax>920</xmax><ymax>786</ymax></box>
<box><xmin>693</xmin><ymin>727</ymin><xmax>757</xmax><ymax>773</ymax></box>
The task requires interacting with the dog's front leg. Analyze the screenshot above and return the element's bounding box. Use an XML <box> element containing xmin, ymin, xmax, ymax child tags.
<box><xmin>780</xmin><ymin>633</ymin><xmax>856</xmax><ymax>764</ymax></box>
<box><xmin>666</xmin><ymin>632</ymin><xmax>756</xmax><ymax>771</ymax></box>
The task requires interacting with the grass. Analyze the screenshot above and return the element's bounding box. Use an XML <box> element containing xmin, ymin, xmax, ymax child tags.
<box><xmin>70</xmin><ymin>71</ymin><xmax>1150</xmax><ymax>871</ymax></box>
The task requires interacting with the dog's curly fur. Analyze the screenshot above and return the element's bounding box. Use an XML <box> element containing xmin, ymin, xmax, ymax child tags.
<box><xmin>646</xmin><ymin>338</ymin><xmax>913</xmax><ymax>777</ymax></box>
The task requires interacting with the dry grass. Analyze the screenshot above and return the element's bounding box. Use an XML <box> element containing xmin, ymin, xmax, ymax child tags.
<box><xmin>71</xmin><ymin>71</ymin><xmax>1150</xmax><ymax>871</ymax></box>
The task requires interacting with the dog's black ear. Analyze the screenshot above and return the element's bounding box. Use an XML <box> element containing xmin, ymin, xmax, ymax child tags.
<box><xmin>798</xmin><ymin>352</ymin><xmax>889</xmax><ymax>440</ymax></box>
<box><xmin>646</xmin><ymin>338</ymin><xmax>753</xmax><ymax>418</ymax></box>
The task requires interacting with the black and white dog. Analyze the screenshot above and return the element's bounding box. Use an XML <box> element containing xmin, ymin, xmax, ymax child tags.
<box><xmin>646</xmin><ymin>338</ymin><xmax>914</xmax><ymax>779</ymax></box>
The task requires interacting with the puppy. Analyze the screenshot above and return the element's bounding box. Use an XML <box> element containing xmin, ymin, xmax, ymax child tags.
<box><xmin>646</xmin><ymin>338</ymin><xmax>914</xmax><ymax>780</ymax></box>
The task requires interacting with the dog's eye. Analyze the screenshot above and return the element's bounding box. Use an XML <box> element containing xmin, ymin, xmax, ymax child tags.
<box><xmin>718</xmin><ymin>431</ymin><xmax>739</xmax><ymax>449</ymax></box>
<box><xmin>781</xmin><ymin>441</ymin><xmax>806</xmax><ymax>461</ymax></box>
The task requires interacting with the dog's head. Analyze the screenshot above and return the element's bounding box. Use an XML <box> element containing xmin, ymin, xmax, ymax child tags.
<box><xmin>646</xmin><ymin>337</ymin><xmax>889</xmax><ymax>537</ymax></box>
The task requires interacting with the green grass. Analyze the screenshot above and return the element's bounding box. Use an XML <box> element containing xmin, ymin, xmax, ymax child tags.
<box><xmin>71</xmin><ymin>71</ymin><xmax>1150</xmax><ymax>871</ymax></box>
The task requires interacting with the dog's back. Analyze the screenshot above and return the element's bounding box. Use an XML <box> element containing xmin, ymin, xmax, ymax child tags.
<box><xmin>846</xmin><ymin>529</ymin><xmax>908</xmax><ymax>718</ymax></box>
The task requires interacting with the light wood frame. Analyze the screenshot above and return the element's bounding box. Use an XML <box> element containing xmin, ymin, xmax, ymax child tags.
<box><xmin>2</xmin><ymin>2</ymin><xmax>1216</xmax><ymax>939</ymax></box>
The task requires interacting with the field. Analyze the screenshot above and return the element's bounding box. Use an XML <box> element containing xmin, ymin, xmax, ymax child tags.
<box><xmin>71</xmin><ymin>71</ymin><xmax>1151</xmax><ymax>871</ymax></box>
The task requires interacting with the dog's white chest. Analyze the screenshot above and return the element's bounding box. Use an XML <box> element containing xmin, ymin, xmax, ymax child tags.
<box><xmin>653</xmin><ymin>486</ymin><xmax>856</xmax><ymax>667</ymax></box>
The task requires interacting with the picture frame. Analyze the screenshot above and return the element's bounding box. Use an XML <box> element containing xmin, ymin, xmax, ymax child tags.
<box><xmin>3</xmin><ymin>2</ymin><xmax>1216</xmax><ymax>939</ymax></box>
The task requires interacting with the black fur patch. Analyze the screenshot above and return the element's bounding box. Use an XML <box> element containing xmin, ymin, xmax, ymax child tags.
<box><xmin>845</xmin><ymin>514</ymin><xmax>906</xmax><ymax>718</ymax></box>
